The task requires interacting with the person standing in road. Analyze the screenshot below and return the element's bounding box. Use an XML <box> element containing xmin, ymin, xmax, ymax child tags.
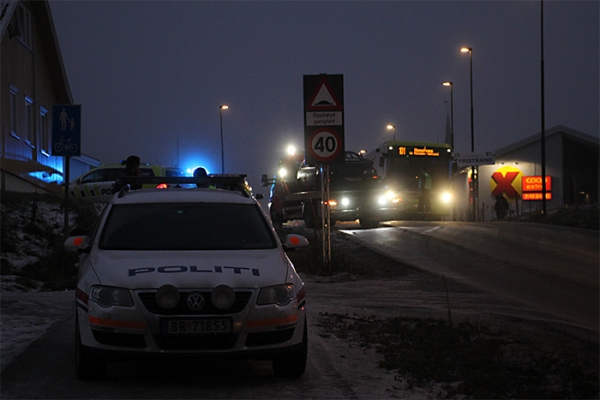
<box><xmin>494</xmin><ymin>194</ymin><xmax>509</xmax><ymax>220</ymax></box>
<box><xmin>418</xmin><ymin>168</ymin><xmax>432</xmax><ymax>213</ymax></box>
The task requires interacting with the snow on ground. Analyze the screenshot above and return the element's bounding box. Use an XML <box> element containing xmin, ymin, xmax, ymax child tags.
<box><xmin>1</xmin><ymin>198</ymin><xmax>76</xmax><ymax>370</ymax></box>
<box><xmin>1</xmin><ymin>290</ymin><xmax>73</xmax><ymax>371</ymax></box>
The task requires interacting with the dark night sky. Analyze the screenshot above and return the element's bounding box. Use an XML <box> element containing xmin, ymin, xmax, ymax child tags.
<box><xmin>49</xmin><ymin>0</ymin><xmax>599</xmax><ymax>192</ymax></box>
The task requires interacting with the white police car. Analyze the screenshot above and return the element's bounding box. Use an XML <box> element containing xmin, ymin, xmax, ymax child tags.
<box><xmin>64</xmin><ymin>175</ymin><xmax>309</xmax><ymax>379</ymax></box>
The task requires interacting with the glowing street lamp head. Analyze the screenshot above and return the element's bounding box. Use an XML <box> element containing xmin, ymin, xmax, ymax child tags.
<box><xmin>220</xmin><ymin>104</ymin><xmax>229</xmax><ymax>110</ymax></box>
<box><xmin>442</xmin><ymin>81</ymin><xmax>452</xmax><ymax>87</ymax></box>
<box><xmin>386</xmin><ymin>124</ymin><xmax>395</xmax><ymax>130</ymax></box>
<box><xmin>461</xmin><ymin>47</ymin><xmax>471</xmax><ymax>53</ymax></box>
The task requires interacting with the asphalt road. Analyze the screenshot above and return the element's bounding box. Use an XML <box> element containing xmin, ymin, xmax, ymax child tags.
<box><xmin>340</xmin><ymin>220</ymin><xmax>599</xmax><ymax>332</ymax></box>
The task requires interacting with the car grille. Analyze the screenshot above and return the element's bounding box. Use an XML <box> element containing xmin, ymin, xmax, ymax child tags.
<box><xmin>154</xmin><ymin>334</ymin><xmax>238</xmax><ymax>350</ymax></box>
<box><xmin>245</xmin><ymin>327</ymin><xmax>295</xmax><ymax>347</ymax></box>
<box><xmin>92</xmin><ymin>330</ymin><xmax>146</xmax><ymax>348</ymax></box>
<box><xmin>138</xmin><ymin>291</ymin><xmax>253</xmax><ymax>315</ymax></box>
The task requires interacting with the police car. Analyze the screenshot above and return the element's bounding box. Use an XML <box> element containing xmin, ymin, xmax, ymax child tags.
<box><xmin>68</xmin><ymin>163</ymin><xmax>185</xmax><ymax>202</ymax></box>
<box><xmin>64</xmin><ymin>175</ymin><xmax>309</xmax><ymax>379</ymax></box>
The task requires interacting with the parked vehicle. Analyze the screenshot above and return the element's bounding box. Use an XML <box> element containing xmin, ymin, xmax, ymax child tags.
<box><xmin>64</xmin><ymin>175</ymin><xmax>309</xmax><ymax>380</ymax></box>
<box><xmin>68</xmin><ymin>162</ymin><xmax>185</xmax><ymax>202</ymax></box>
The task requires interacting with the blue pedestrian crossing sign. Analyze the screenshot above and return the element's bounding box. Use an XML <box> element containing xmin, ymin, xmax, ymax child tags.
<box><xmin>52</xmin><ymin>104</ymin><xmax>81</xmax><ymax>156</ymax></box>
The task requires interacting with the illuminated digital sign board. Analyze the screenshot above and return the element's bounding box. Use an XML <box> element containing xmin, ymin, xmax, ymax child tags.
<box><xmin>521</xmin><ymin>175</ymin><xmax>552</xmax><ymax>201</ymax></box>
<box><xmin>398</xmin><ymin>146</ymin><xmax>440</xmax><ymax>157</ymax></box>
<box><xmin>522</xmin><ymin>192</ymin><xmax>553</xmax><ymax>200</ymax></box>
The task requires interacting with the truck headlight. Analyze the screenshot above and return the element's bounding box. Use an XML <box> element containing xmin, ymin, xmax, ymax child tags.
<box><xmin>379</xmin><ymin>190</ymin><xmax>401</xmax><ymax>205</ymax></box>
<box><xmin>440</xmin><ymin>191</ymin><xmax>452</xmax><ymax>204</ymax></box>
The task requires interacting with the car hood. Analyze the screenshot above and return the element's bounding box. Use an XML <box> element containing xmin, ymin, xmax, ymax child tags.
<box><xmin>88</xmin><ymin>249</ymin><xmax>293</xmax><ymax>290</ymax></box>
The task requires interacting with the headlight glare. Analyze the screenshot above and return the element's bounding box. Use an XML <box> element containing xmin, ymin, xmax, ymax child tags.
<box><xmin>90</xmin><ymin>286</ymin><xmax>133</xmax><ymax>307</ymax></box>
<box><xmin>441</xmin><ymin>192</ymin><xmax>452</xmax><ymax>204</ymax></box>
<box><xmin>257</xmin><ymin>284</ymin><xmax>295</xmax><ymax>306</ymax></box>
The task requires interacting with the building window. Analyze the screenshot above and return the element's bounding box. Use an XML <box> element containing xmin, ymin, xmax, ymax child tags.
<box><xmin>24</xmin><ymin>96</ymin><xmax>34</xmax><ymax>147</ymax></box>
<box><xmin>9</xmin><ymin>85</ymin><xmax>19</xmax><ymax>139</ymax></box>
<box><xmin>40</xmin><ymin>107</ymin><xmax>49</xmax><ymax>156</ymax></box>
<box><xmin>15</xmin><ymin>3</ymin><xmax>33</xmax><ymax>49</ymax></box>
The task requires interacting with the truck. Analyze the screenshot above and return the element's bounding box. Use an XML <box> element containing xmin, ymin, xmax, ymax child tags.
<box><xmin>262</xmin><ymin>151</ymin><xmax>394</xmax><ymax>229</ymax></box>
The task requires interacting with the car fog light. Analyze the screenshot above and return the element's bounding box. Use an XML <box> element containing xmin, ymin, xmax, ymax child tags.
<box><xmin>156</xmin><ymin>285</ymin><xmax>180</xmax><ymax>309</ymax></box>
<box><xmin>211</xmin><ymin>285</ymin><xmax>236</xmax><ymax>310</ymax></box>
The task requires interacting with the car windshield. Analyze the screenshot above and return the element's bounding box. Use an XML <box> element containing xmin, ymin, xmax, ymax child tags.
<box><xmin>99</xmin><ymin>202</ymin><xmax>277</xmax><ymax>250</ymax></box>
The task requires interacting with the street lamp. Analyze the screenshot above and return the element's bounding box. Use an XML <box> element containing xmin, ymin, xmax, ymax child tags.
<box><xmin>461</xmin><ymin>46</ymin><xmax>477</xmax><ymax>221</ymax></box>
<box><xmin>442</xmin><ymin>82</ymin><xmax>454</xmax><ymax>150</ymax></box>
<box><xmin>219</xmin><ymin>104</ymin><xmax>228</xmax><ymax>173</ymax></box>
<box><xmin>386</xmin><ymin>124</ymin><xmax>396</xmax><ymax>141</ymax></box>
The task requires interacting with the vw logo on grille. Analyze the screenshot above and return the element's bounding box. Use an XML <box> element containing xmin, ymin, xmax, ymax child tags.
<box><xmin>186</xmin><ymin>293</ymin><xmax>205</xmax><ymax>311</ymax></box>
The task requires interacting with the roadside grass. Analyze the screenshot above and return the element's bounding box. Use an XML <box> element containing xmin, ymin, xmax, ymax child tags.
<box><xmin>518</xmin><ymin>204</ymin><xmax>598</xmax><ymax>230</ymax></box>
<box><xmin>316</xmin><ymin>312</ymin><xmax>599</xmax><ymax>399</ymax></box>
<box><xmin>283</xmin><ymin>226</ymin><xmax>409</xmax><ymax>279</ymax></box>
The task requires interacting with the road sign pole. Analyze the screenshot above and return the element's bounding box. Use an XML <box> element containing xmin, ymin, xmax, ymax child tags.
<box><xmin>63</xmin><ymin>156</ymin><xmax>70</xmax><ymax>237</ymax></box>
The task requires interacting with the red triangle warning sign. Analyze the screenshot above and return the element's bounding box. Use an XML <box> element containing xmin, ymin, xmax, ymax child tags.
<box><xmin>306</xmin><ymin>77</ymin><xmax>342</xmax><ymax>110</ymax></box>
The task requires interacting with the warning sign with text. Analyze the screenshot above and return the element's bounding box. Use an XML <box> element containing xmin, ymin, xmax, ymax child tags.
<box><xmin>303</xmin><ymin>74</ymin><xmax>344</xmax><ymax>164</ymax></box>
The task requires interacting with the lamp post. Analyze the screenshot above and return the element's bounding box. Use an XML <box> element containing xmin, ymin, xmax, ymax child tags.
<box><xmin>461</xmin><ymin>47</ymin><xmax>477</xmax><ymax>221</ymax></box>
<box><xmin>540</xmin><ymin>0</ymin><xmax>547</xmax><ymax>214</ymax></box>
<box><xmin>442</xmin><ymin>82</ymin><xmax>454</xmax><ymax>150</ymax></box>
<box><xmin>443</xmin><ymin>81</ymin><xmax>456</xmax><ymax>221</ymax></box>
<box><xmin>386</xmin><ymin>124</ymin><xmax>396</xmax><ymax>141</ymax></box>
<box><xmin>219</xmin><ymin>104</ymin><xmax>228</xmax><ymax>173</ymax></box>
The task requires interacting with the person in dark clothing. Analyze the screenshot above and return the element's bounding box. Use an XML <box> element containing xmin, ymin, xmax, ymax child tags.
<box><xmin>114</xmin><ymin>155</ymin><xmax>142</xmax><ymax>192</ymax></box>
<box><xmin>193</xmin><ymin>167</ymin><xmax>214</xmax><ymax>188</ymax></box>
<box><xmin>494</xmin><ymin>194</ymin><xmax>509</xmax><ymax>220</ymax></box>
<box><xmin>418</xmin><ymin>168</ymin><xmax>432</xmax><ymax>213</ymax></box>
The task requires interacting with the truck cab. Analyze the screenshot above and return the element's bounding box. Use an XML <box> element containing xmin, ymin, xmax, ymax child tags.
<box><xmin>262</xmin><ymin>151</ymin><xmax>390</xmax><ymax>229</ymax></box>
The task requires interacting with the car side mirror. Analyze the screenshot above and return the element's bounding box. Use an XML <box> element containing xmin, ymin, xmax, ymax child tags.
<box><xmin>282</xmin><ymin>234</ymin><xmax>309</xmax><ymax>252</ymax></box>
<box><xmin>64</xmin><ymin>235</ymin><xmax>91</xmax><ymax>254</ymax></box>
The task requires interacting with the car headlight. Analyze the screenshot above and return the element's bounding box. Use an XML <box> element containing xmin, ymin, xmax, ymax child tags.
<box><xmin>90</xmin><ymin>286</ymin><xmax>133</xmax><ymax>307</ymax></box>
<box><xmin>341</xmin><ymin>197</ymin><xmax>350</xmax><ymax>206</ymax></box>
<box><xmin>257</xmin><ymin>284</ymin><xmax>295</xmax><ymax>306</ymax></box>
<box><xmin>440</xmin><ymin>191</ymin><xmax>452</xmax><ymax>204</ymax></box>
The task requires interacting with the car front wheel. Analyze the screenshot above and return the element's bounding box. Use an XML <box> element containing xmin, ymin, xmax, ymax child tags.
<box><xmin>75</xmin><ymin>318</ymin><xmax>106</xmax><ymax>380</ymax></box>
<box><xmin>272</xmin><ymin>320</ymin><xmax>308</xmax><ymax>379</ymax></box>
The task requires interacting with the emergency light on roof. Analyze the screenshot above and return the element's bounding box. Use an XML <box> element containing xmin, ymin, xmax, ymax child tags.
<box><xmin>115</xmin><ymin>174</ymin><xmax>251</xmax><ymax>197</ymax></box>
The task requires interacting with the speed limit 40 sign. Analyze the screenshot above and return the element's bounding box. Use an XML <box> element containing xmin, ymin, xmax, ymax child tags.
<box><xmin>303</xmin><ymin>74</ymin><xmax>344</xmax><ymax>164</ymax></box>
<box><xmin>308</xmin><ymin>128</ymin><xmax>343</xmax><ymax>163</ymax></box>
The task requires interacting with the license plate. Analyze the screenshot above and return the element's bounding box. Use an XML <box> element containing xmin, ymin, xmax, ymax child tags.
<box><xmin>161</xmin><ymin>318</ymin><xmax>232</xmax><ymax>335</ymax></box>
